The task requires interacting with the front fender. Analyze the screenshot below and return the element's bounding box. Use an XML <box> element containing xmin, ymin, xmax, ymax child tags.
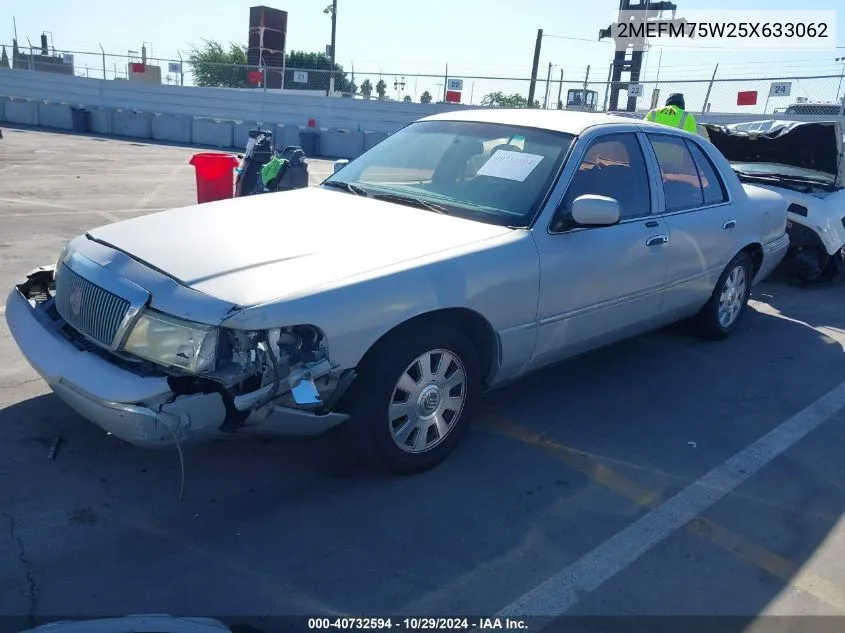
<box><xmin>800</xmin><ymin>192</ymin><xmax>845</xmax><ymax>255</ymax></box>
<box><xmin>220</xmin><ymin>231</ymin><xmax>541</xmax><ymax>373</ymax></box>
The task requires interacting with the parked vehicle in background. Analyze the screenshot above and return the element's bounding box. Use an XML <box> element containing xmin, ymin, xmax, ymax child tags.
<box><xmin>562</xmin><ymin>89</ymin><xmax>599</xmax><ymax>112</ymax></box>
<box><xmin>704</xmin><ymin>120</ymin><xmax>845</xmax><ymax>283</ymax></box>
<box><xmin>6</xmin><ymin>110</ymin><xmax>789</xmax><ymax>474</ymax></box>
<box><xmin>773</xmin><ymin>101</ymin><xmax>845</xmax><ymax>116</ymax></box>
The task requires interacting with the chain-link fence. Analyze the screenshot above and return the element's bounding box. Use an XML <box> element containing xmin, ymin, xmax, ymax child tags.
<box><xmin>586</xmin><ymin>75</ymin><xmax>845</xmax><ymax>116</ymax></box>
<box><xmin>2</xmin><ymin>42</ymin><xmax>844</xmax><ymax>115</ymax></box>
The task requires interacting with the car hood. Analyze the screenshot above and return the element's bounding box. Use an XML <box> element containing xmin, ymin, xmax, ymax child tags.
<box><xmin>87</xmin><ymin>187</ymin><xmax>513</xmax><ymax>306</ymax></box>
<box><xmin>703</xmin><ymin>119</ymin><xmax>844</xmax><ymax>185</ymax></box>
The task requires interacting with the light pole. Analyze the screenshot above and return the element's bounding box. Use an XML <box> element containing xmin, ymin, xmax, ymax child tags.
<box><xmin>394</xmin><ymin>76</ymin><xmax>406</xmax><ymax>101</ymax></box>
<box><xmin>324</xmin><ymin>0</ymin><xmax>338</xmax><ymax>96</ymax></box>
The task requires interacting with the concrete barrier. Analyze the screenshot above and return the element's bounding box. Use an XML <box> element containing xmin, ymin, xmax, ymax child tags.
<box><xmin>233</xmin><ymin>121</ymin><xmax>259</xmax><ymax>150</ymax></box>
<box><xmin>88</xmin><ymin>107</ymin><xmax>112</xmax><ymax>135</ymax></box>
<box><xmin>320</xmin><ymin>129</ymin><xmax>366</xmax><ymax>159</ymax></box>
<box><xmin>192</xmin><ymin>117</ymin><xmax>234</xmax><ymax>148</ymax></box>
<box><xmin>274</xmin><ymin>124</ymin><xmax>303</xmax><ymax>150</ymax></box>
<box><xmin>299</xmin><ymin>128</ymin><xmax>321</xmax><ymax>158</ymax></box>
<box><xmin>364</xmin><ymin>131</ymin><xmax>390</xmax><ymax>151</ymax></box>
<box><xmin>152</xmin><ymin>113</ymin><xmax>191</xmax><ymax>144</ymax></box>
<box><xmin>37</xmin><ymin>102</ymin><xmax>74</xmax><ymax>130</ymax></box>
<box><xmin>5</xmin><ymin>98</ymin><xmax>38</xmax><ymax>125</ymax></box>
<box><xmin>111</xmin><ymin>109</ymin><xmax>153</xmax><ymax>139</ymax></box>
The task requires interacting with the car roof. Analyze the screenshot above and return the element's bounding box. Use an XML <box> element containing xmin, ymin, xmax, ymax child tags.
<box><xmin>419</xmin><ymin>108</ymin><xmax>657</xmax><ymax>136</ymax></box>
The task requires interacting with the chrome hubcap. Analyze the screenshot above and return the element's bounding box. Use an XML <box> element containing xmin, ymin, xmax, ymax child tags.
<box><xmin>718</xmin><ymin>265</ymin><xmax>747</xmax><ymax>328</ymax></box>
<box><xmin>388</xmin><ymin>349</ymin><xmax>467</xmax><ymax>454</ymax></box>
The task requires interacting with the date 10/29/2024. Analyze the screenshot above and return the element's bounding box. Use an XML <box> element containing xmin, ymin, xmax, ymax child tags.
<box><xmin>307</xmin><ymin>618</ymin><xmax>529</xmax><ymax>631</ymax></box>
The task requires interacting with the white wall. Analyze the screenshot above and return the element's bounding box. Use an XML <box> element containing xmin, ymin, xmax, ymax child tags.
<box><xmin>0</xmin><ymin>68</ymin><xmax>467</xmax><ymax>134</ymax></box>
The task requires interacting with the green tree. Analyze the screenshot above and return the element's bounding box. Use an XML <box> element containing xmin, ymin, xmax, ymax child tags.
<box><xmin>481</xmin><ymin>91</ymin><xmax>539</xmax><ymax>108</ymax></box>
<box><xmin>187</xmin><ymin>40</ymin><xmax>250</xmax><ymax>88</ymax></box>
<box><xmin>360</xmin><ymin>78</ymin><xmax>373</xmax><ymax>98</ymax></box>
<box><xmin>420</xmin><ymin>90</ymin><xmax>432</xmax><ymax>104</ymax></box>
<box><xmin>0</xmin><ymin>45</ymin><xmax>9</xmax><ymax>69</ymax></box>
<box><xmin>402</xmin><ymin>95</ymin><xmax>412</xmax><ymax>102</ymax></box>
<box><xmin>285</xmin><ymin>50</ymin><xmax>351</xmax><ymax>92</ymax></box>
<box><xmin>186</xmin><ymin>40</ymin><xmax>352</xmax><ymax>91</ymax></box>
<box><xmin>376</xmin><ymin>78</ymin><xmax>387</xmax><ymax>99</ymax></box>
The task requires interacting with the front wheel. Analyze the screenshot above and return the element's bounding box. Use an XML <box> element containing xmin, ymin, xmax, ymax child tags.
<box><xmin>339</xmin><ymin>323</ymin><xmax>481</xmax><ymax>474</ymax></box>
<box><xmin>695</xmin><ymin>252</ymin><xmax>753</xmax><ymax>340</ymax></box>
<box><xmin>793</xmin><ymin>246</ymin><xmax>828</xmax><ymax>284</ymax></box>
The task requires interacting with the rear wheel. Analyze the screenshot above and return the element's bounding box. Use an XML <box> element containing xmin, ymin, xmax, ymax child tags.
<box><xmin>695</xmin><ymin>252</ymin><xmax>753</xmax><ymax>340</ymax></box>
<box><xmin>339</xmin><ymin>323</ymin><xmax>481</xmax><ymax>474</ymax></box>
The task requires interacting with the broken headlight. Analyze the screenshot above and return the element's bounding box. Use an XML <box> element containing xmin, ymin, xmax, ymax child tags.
<box><xmin>123</xmin><ymin>310</ymin><xmax>218</xmax><ymax>374</ymax></box>
<box><xmin>54</xmin><ymin>241</ymin><xmax>72</xmax><ymax>276</ymax></box>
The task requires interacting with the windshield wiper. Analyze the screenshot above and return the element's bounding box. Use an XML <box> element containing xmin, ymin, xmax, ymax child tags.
<box><xmin>372</xmin><ymin>192</ymin><xmax>450</xmax><ymax>215</ymax></box>
<box><xmin>322</xmin><ymin>180</ymin><xmax>371</xmax><ymax>197</ymax></box>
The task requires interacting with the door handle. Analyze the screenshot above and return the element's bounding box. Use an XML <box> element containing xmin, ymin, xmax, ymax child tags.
<box><xmin>645</xmin><ymin>220</ymin><xmax>659</xmax><ymax>228</ymax></box>
<box><xmin>646</xmin><ymin>234</ymin><xmax>669</xmax><ymax>247</ymax></box>
<box><xmin>723</xmin><ymin>219</ymin><xmax>737</xmax><ymax>230</ymax></box>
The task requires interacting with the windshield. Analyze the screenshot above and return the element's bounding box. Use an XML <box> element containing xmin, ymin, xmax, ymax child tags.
<box><xmin>322</xmin><ymin>120</ymin><xmax>575</xmax><ymax>227</ymax></box>
<box><xmin>730</xmin><ymin>161</ymin><xmax>835</xmax><ymax>185</ymax></box>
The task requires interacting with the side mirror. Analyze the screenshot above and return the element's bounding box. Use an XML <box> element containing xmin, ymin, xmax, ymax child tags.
<box><xmin>571</xmin><ymin>194</ymin><xmax>621</xmax><ymax>226</ymax></box>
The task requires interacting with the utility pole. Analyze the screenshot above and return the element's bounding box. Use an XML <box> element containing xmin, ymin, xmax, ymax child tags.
<box><xmin>543</xmin><ymin>62</ymin><xmax>553</xmax><ymax>109</ymax></box>
<box><xmin>527</xmin><ymin>29</ymin><xmax>543</xmax><ymax>108</ymax></box>
<box><xmin>701</xmin><ymin>63</ymin><xmax>718</xmax><ymax>114</ymax></box>
<box><xmin>556</xmin><ymin>68</ymin><xmax>564</xmax><ymax>109</ymax></box>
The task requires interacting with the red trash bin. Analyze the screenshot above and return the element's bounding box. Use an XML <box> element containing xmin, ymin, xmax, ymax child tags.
<box><xmin>189</xmin><ymin>153</ymin><xmax>240</xmax><ymax>204</ymax></box>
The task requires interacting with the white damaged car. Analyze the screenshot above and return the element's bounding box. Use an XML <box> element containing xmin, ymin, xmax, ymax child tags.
<box><xmin>6</xmin><ymin>110</ymin><xmax>790</xmax><ymax>473</ymax></box>
<box><xmin>704</xmin><ymin>119</ymin><xmax>845</xmax><ymax>283</ymax></box>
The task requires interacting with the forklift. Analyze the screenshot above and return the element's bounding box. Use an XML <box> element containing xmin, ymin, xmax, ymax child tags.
<box><xmin>561</xmin><ymin>88</ymin><xmax>598</xmax><ymax>112</ymax></box>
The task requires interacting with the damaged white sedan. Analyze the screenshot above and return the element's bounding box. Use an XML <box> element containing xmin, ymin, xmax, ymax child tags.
<box><xmin>703</xmin><ymin>119</ymin><xmax>845</xmax><ymax>283</ymax></box>
<box><xmin>6</xmin><ymin>109</ymin><xmax>790</xmax><ymax>474</ymax></box>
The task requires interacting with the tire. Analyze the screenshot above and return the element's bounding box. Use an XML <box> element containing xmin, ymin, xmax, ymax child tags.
<box><xmin>794</xmin><ymin>246</ymin><xmax>828</xmax><ymax>284</ymax></box>
<box><xmin>695</xmin><ymin>252</ymin><xmax>753</xmax><ymax>341</ymax></box>
<box><xmin>338</xmin><ymin>322</ymin><xmax>482</xmax><ymax>475</ymax></box>
<box><xmin>823</xmin><ymin>247</ymin><xmax>845</xmax><ymax>282</ymax></box>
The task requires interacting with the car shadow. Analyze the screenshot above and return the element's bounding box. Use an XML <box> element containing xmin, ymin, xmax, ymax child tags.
<box><xmin>1</xmin><ymin>280</ymin><xmax>844</xmax><ymax>622</ymax></box>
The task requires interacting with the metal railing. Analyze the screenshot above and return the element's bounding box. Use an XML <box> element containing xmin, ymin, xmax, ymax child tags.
<box><xmin>2</xmin><ymin>42</ymin><xmax>844</xmax><ymax>115</ymax></box>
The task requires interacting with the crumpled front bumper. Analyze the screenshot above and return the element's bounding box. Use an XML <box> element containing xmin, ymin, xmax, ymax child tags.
<box><xmin>5</xmin><ymin>271</ymin><xmax>350</xmax><ymax>449</ymax></box>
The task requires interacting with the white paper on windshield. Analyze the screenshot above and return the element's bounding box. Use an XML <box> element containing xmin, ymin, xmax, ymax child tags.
<box><xmin>476</xmin><ymin>151</ymin><xmax>545</xmax><ymax>182</ymax></box>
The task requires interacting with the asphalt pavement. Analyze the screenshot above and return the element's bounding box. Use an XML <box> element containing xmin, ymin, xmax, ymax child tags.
<box><xmin>1</xmin><ymin>127</ymin><xmax>844</xmax><ymax>632</ymax></box>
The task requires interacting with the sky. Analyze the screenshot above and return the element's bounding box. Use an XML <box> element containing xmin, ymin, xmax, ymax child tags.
<box><xmin>4</xmin><ymin>0</ymin><xmax>845</xmax><ymax>112</ymax></box>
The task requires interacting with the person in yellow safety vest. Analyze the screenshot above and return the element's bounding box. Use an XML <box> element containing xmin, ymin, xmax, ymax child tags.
<box><xmin>644</xmin><ymin>93</ymin><xmax>698</xmax><ymax>133</ymax></box>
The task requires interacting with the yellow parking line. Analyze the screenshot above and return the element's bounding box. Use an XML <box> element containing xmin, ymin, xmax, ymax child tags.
<box><xmin>479</xmin><ymin>413</ymin><xmax>845</xmax><ymax>611</ymax></box>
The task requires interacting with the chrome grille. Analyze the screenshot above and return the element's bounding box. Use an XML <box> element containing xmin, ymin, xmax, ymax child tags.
<box><xmin>55</xmin><ymin>264</ymin><xmax>131</xmax><ymax>347</ymax></box>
